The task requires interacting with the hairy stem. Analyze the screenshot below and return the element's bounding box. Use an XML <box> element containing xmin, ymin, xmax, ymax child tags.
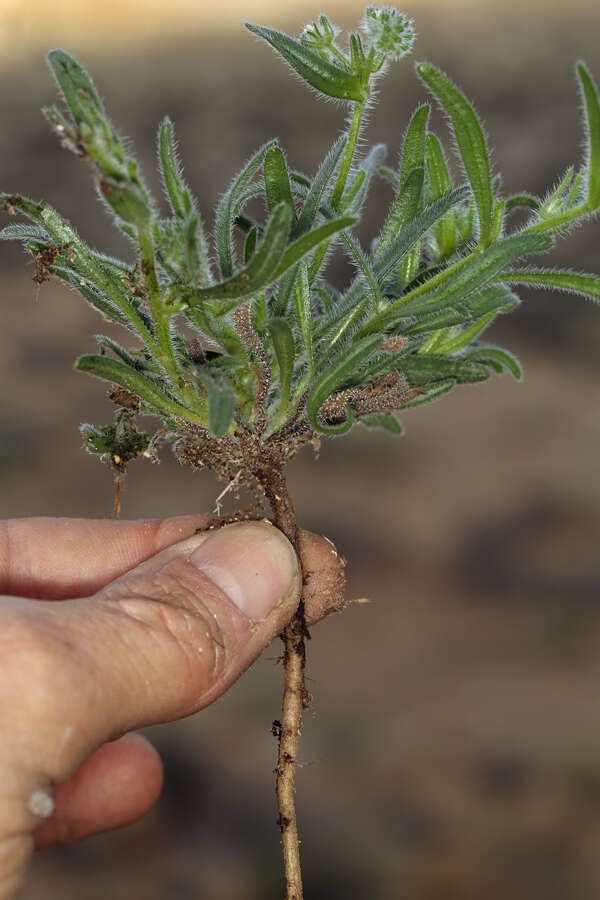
<box><xmin>263</xmin><ymin>466</ymin><xmax>308</xmax><ymax>900</ymax></box>
<box><xmin>331</xmin><ymin>100</ymin><xmax>366</xmax><ymax>212</ymax></box>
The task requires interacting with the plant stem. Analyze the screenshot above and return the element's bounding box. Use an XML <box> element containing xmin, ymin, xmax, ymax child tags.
<box><xmin>331</xmin><ymin>100</ymin><xmax>366</xmax><ymax>212</ymax></box>
<box><xmin>262</xmin><ymin>466</ymin><xmax>308</xmax><ymax>900</ymax></box>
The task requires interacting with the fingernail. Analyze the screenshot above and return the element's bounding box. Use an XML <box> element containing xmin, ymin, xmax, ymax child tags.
<box><xmin>190</xmin><ymin>522</ymin><xmax>299</xmax><ymax>620</ymax></box>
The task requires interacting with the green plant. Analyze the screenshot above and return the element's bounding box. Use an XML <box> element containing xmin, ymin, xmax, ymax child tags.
<box><xmin>2</xmin><ymin>6</ymin><xmax>600</xmax><ymax>897</ymax></box>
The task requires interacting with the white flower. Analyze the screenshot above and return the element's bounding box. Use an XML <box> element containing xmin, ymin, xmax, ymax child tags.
<box><xmin>362</xmin><ymin>7</ymin><xmax>416</xmax><ymax>61</ymax></box>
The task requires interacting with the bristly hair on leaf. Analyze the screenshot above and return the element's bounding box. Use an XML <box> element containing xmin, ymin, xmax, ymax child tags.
<box><xmin>1</xmin><ymin>4</ymin><xmax>600</xmax><ymax>490</ymax></box>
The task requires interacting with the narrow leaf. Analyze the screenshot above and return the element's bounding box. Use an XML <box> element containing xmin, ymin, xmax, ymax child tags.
<box><xmin>196</xmin><ymin>371</ymin><xmax>235</xmax><ymax>438</ymax></box>
<box><xmin>505</xmin><ymin>193</ymin><xmax>540</xmax><ymax>212</ymax></box>
<box><xmin>372</xmin><ymin>186</ymin><xmax>469</xmax><ymax>283</ymax></box>
<box><xmin>273</xmin><ymin>214</ymin><xmax>357</xmax><ymax>279</ymax></box>
<box><xmin>401</xmin><ymin>378</ymin><xmax>456</xmax><ymax>408</ymax></box>
<box><xmin>245</xmin><ymin>22</ymin><xmax>366</xmax><ymax>102</ymax></box>
<box><xmin>432</xmin><ymin>312</ymin><xmax>495</xmax><ymax>354</ymax></box>
<box><xmin>375</xmin><ymin>165</ymin><xmax>425</xmax><ymax>258</ymax></box>
<box><xmin>463</xmin><ymin>345</ymin><xmax>522</xmax><ymax>379</ymax></box>
<box><xmin>47</xmin><ymin>49</ymin><xmax>106</xmax><ymax>126</ymax></box>
<box><xmin>395</xmin><ymin>354</ymin><xmax>490</xmax><ymax>385</ymax></box>
<box><xmin>294</xmin><ymin>135</ymin><xmax>345</xmax><ymax>237</ymax></box>
<box><xmin>264</xmin><ymin>146</ymin><xmax>296</xmax><ymax>220</ymax></box>
<box><xmin>294</xmin><ymin>262</ymin><xmax>315</xmax><ymax>373</ymax></box>
<box><xmin>425</xmin><ymin>132</ymin><xmax>457</xmax><ymax>258</ymax></box>
<box><xmin>189</xmin><ymin>203</ymin><xmax>293</xmax><ymax>302</ymax></box>
<box><xmin>360</xmin><ymin>413</ymin><xmax>403</xmax><ymax>434</ymax></box>
<box><xmin>215</xmin><ymin>139</ymin><xmax>276</xmax><ymax>278</ymax></box>
<box><xmin>50</xmin><ymin>265</ymin><xmax>133</xmax><ymax>328</ymax></box>
<box><xmin>340</xmin><ymin>231</ymin><xmax>380</xmax><ymax>308</ymax></box>
<box><xmin>375</xmin><ymin>231</ymin><xmax>552</xmax><ymax>326</ymax></box>
<box><xmin>404</xmin><ymin>284</ymin><xmax>520</xmax><ymax>335</ymax></box>
<box><xmin>75</xmin><ymin>354</ymin><xmax>205</xmax><ymax>423</ymax></box>
<box><xmin>499</xmin><ymin>268</ymin><xmax>600</xmax><ymax>303</ymax></box>
<box><xmin>267</xmin><ymin>317</ymin><xmax>295</xmax><ymax>414</ymax></box>
<box><xmin>0</xmin><ymin>223</ymin><xmax>51</xmax><ymax>242</ymax></box>
<box><xmin>158</xmin><ymin>117</ymin><xmax>189</xmax><ymax>219</ymax></box>
<box><xmin>576</xmin><ymin>61</ymin><xmax>600</xmax><ymax>209</ymax></box>
<box><xmin>399</xmin><ymin>104</ymin><xmax>430</xmax><ymax>183</ymax></box>
<box><xmin>307</xmin><ymin>334</ymin><xmax>383</xmax><ymax>434</ymax></box>
<box><xmin>416</xmin><ymin>62</ymin><xmax>494</xmax><ymax>247</ymax></box>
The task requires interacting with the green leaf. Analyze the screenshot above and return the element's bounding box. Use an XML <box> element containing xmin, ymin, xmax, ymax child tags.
<box><xmin>38</xmin><ymin>205</ymin><xmax>157</xmax><ymax>346</ymax></box>
<box><xmin>188</xmin><ymin>203</ymin><xmax>293</xmax><ymax>302</ymax></box>
<box><xmin>360</xmin><ymin>413</ymin><xmax>403</xmax><ymax>434</ymax></box>
<box><xmin>294</xmin><ymin>262</ymin><xmax>315</xmax><ymax>373</ymax></box>
<box><xmin>399</xmin><ymin>104</ymin><xmax>430</xmax><ymax>183</ymax></box>
<box><xmin>273</xmin><ymin>214</ymin><xmax>357</xmax><ymax>280</ymax></box>
<box><xmin>244</xmin><ymin>225</ymin><xmax>258</xmax><ymax>264</ymax></box>
<box><xmin>576</xmin><ymin>61</ymin><xmax>600</xmax><ymax>210</ymax></box>
<box><xmin>498</xmin><ymin>268</ymin><xmax>600</xmax><ymax>304</ymax></box>
<box><xmin>293</xmin><ymin>135</ymin><xmax>345</xmax><ymax>238</ymax></box>
<box><xmin>245</xmin><ymin>22</ymin><xmax>366</xmax><ymax>102</ymax></box>
<box><xmin>505</xmin><ymin>193</ymin><xmax>540</xmax><ymax>212</ymax></box>
<box><xmin>376</xmin><ymin>231</ymin><xmax>552</xmax><ymax>326</ymax></box>
<box><xmin>375</xmin><ymin>165</ymin><xmax>425</xmax><ymax>258</ymax></box>
<box><xmin>307</xmin><ymin>334</ymin><xmax>383</xmax><ymax>434</ymax></box>
<box><xmin>264</xmin><ymin>146</ymin><xmax>296</xmax><ymax>221</ymax></box>
<box><xmin>463</xmin><ymin>344</ymin><xmax>522</xmax><ymax>379</ymax></box>
<box><xmin>401</xmin><ymin>378</ymin><xmax>456</xmax><ymax>409</ymax></box>
<box><xmin>430</xmin><ymin>312</ymin><xmax>495</xmax><ymax>354</ymax></box>
<box><xmin>346</xmin><ymin>143</ymin><xmax>387</xmax><ymax>215</ymax></box>
<box><xmin>47</xmin><ymin>49</ymin><xmax>106</xmax><ymax>127</ymax></box>
<box><xmin>0</xmin><ymin>223</ymin><xmax>51</xmax><ymax>242</ymax></box>
<box><xmin>158</xmin><ymin>117</ymin><xmax>192</xmax><ymax>220</ymax></box>
<box><xmin>267</xmin><ymin>317</ymin><xmax>295</xmax><ymax>415</ymax></box>
<box><xmin>215</xmin><ymin>139</ymin><xmax>276</xmax><ymax>279</ymax></box>
<box><xmin>75</xmin><ymin>354</ymin><xmax>205</xmax><ymax>424</ymax></box>
<box><xmin>416</xmin><ymin>62</ymin><xmax>494</xmax><ymax>248</ymax></box>
<box><xmin>196</xmin><ymin>371</ymin><xmax>235</xmax><ymax>438</ymax></box>
<box><xmin>425</xmin><ymin>132</ymin><xmax>457</xmax><ymax>258</ymax></box>
<box><xmin>50</xmin><ymin>265</ymin><xmax>134</xmax><ymax>328</ymax></box>
<box><xmin>370</xmin><ymin>186</ymin><xmax>470</xmax><ymax>285</ymax></box>
<box><xmin>395</xmin><ymin>354</ymin><xmax>490</xmax><ymax>386</ymax></box>
<box><xmin>340</xmin><ymin>231</ymin><xmax>380</xmax><ymax>308</ymax></box>
<box><xmin>404</xmin><ymin>284</ymin><xmax>520</xmax><ymax>335</ymax></box>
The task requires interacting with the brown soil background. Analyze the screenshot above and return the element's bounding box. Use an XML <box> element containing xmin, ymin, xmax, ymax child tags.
<box><xmin>2</xmin><ymin>2</ymin><xmax>600</xmax><ymax>898</ymax></box>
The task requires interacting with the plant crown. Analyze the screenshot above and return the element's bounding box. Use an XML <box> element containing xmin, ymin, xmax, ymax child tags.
<box><xmin>2</xmin><ymin>6</ymin><xmax>600</xmax><ymax>489</ymax></box>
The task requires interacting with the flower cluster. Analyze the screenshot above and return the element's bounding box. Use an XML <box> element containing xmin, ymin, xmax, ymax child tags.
<box><xmin>362</xmin><ymin>6</ymin><xmax>415</xmax><ymax>60</ymax></box>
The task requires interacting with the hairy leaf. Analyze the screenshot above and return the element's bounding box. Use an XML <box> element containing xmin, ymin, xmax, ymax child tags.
<box><xmin>267</xmin><ymin>317</ymin><xmax>295</xmax><ymax>414</ymax></box>
<box><xmin>577</xmin><ymin>61</ymin><xmax>600</xmax><ymax>210</ymax></box>
<box><xmin>416</xmin><ymin>62</ymin><xmax>494</xmax><ymax>248</ymax></box>
<box><xmin>196</xmin><ymin>370</ymin><xmax>235</xmax><ymax>437</ymax></box>
<box><xmin>75</xmin><ymin>354</ymin><xmax>205</xmax><ymax>424</ymax></box>
<box><xmin>215</xmin><ymin>140</ymin><xmax>276</xmax><ymax>278</ymax></box>
<box><xmin>264</xmin><ymin>146</ymin><xmax>296</xmax><ymax>221</ymax></box>
<box><xmin>375</xmin><ymin>231</ymin><xmax>552</xmax><ymax>326</ymax></box>
<box><xmin>425</xmin><ymin>132</ymin><xmax>457</xmax><ymax>258</ymax></box>
<box><xmin>293</xmin><ymin>135</ymin><xmax>345</xmax><ymax>237</ymax></box>
<box><xmin>294</xmin><ymin>262</ymin><xmax>315</xmax><ymax>373</ymax></box>
<box><xmin>307</xmin><ymin>334</ymin><xmax>383</xmax><ymax>434</ymax></box>
<box><xmin>245</xmin><ymin>22</ymin><xmax>366</xmax><ymax>102</ymax></box>
<box><xmin>189</xmin><ymin>203</ymin><xmax>293</xmax><ymax>302</ymax></box>
<box><xmin>499</xmin><ymin>268</ymin><xmax>600</xmax><ymax>303</ymax></box>
<box><xmin>463</xmin><ymin>344</ymin><xmax>522</xmax><ymax>379</ymax></box>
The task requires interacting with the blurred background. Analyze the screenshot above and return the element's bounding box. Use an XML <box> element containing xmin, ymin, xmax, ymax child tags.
<box><xmin>2</xmin><ymin>0</ymin><xmax>600</xmax><ymax>897</ymax></box>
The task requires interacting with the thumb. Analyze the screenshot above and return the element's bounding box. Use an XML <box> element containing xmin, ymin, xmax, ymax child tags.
<box><xmin>21</xmin><ymin>520</ymin><xmax>301</xmax><ymax>784</ymax></box>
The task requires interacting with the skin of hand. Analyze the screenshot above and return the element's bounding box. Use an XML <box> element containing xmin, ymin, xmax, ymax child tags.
<box><xmin>0</xmin><ymin>515</ymin><xmax>345</xmax><ymax>900</ymax></box>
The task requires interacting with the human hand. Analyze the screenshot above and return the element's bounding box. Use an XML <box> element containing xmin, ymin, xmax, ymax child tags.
<box><xmin>0</xmin><ymin>515</ymin><xmax>344</xmax><ymax>899</ymax></box>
